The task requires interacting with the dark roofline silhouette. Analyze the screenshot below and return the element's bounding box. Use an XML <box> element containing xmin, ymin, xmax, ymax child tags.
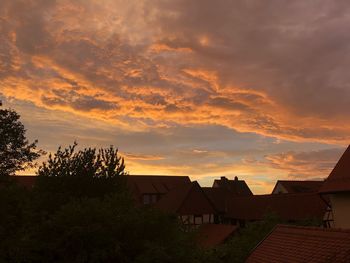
<box><xmin>319</xmin><ymin>145</ymin><xmax>350</xmax><ymax>194</ymax></box>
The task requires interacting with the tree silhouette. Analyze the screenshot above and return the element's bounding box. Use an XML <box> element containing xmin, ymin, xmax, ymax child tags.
<box><xmin>37</xmin><ymin>142</ymin><xmax>126</xmax><ymax>178</ymax></box>
<box><xmin>36</xmin><ymin>143</ymin><xmax>127</xmax><ymax>200</ymax></box>
<box><xmin>0</xmin><ymin>104</ymin><xmax>43</xmax><ymax>176</ymax></box>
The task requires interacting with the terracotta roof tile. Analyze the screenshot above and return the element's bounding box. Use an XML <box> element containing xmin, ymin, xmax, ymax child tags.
<box><xmin>196</xmin><ymin>224</ymin><xmax>238</xmax><ymax>248</ymax></box>
<box><xmin>12</xmin><ymin>175</ymin><xmax>36</xmax><ymax>188</ymax></box>
<box><xmin>126</xmin><ymin>175</ymin><xmax>191</xmax><ymax>203</ymax></box>
<box><xmin>227</xmin><ymin>193</ymin><xmax>327</xmax><ymax>221</ymax></box>
<box><xmin>319</xmin><ymin>145</ymin><xmax>350</xmax><ymax>194</ymax></box>
<box><xmin>246</xmin><ymin>225</ymin><xmax>350</xmax><ymax>263</ymax></box>
<box><xmin>273</xmin><ymin>180</ymin><xmax>323</xmax><ymax>194</ymax></box>
<box><xmin>203</xmin><ymin>187</ymin><xmax>233</xmax><ymax>213</ymax></box>
<box><xmin>154</xmin><ymin>181</ymin><xmax>217</xmax><ymax>215</ymax></box>
<box><xmin>213</xmin><ymin>177</ymin><xmax>253</xmax><ymax>195</ymax></box>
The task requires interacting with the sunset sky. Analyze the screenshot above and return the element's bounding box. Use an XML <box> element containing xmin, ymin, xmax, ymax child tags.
<box><xmin>1</xmin><ymin>0</ymin><xmax>349</xmax><ymax>193</ymax></box>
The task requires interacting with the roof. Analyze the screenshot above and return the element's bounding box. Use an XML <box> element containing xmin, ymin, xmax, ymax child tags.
<box><xmin>246</xmin><ymin>224</ymin><xmax>350</xmax><ymax>263</ymax></box>
<box><xmin>272</xmin><ymin>180</ymin><xmax>323</xmax><ymax>194</ymax></box>
<box><xmin>12</xmin><ymin>175</ymin><xmax>36</xmax><ymax>188</ymax></box>
<box><xmin>319</xmin><ymin>145</ymin><xmax>350</xmax><ymax>194</ymax></box>
<box><xmin>213</xmin><ymin>176</ymin><xmax>252</xmax><ymax>195</ymax></box>
<box><xmin>226</xmin><ymin>193</ymin><xmax>327</xmax><ymax>221</ymax></box>
<box><xmin>202</xmin><ymin>187</ymin><xmax>232</xmax><ymax>213</ymax></box>
<box><xmin>196</xmin><ymin>224</ymin><xmax>238</xmax><ymax>248</ymax></box>
<box><xmin>126</xmin><ymin>175</ymin><xmax>191</xmax><ymax>202</ymax></box>
<box><xmin>10</xmin><ymin>175</ymin><xmax>191</xmax><ymax>195</ymax></box>
<box><xmin>154</xmin><ymin>181</ymin><xmax>217</xmax><ymax>215</ymax></box>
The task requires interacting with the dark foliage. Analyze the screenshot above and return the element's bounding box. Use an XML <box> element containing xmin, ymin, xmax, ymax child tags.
<box><xmin>0</xmin><ymin>143</ymin><xmax>202</xmax><ymax>262</ymax></box>
<box><xmin>0</xmin><ymin>108</ymin><xmax>43</xmax><ymax>176</ymax></box>
<box><xmin>37</xmin><ymin>142</ymin><xmax>126</xmax><ymax>178</ymax></box>
<box><xmin>203</xmin><ymin>214</ymin><xmax>323</xmax><ymax>263</ymax></box>
<box><xmin>35</xmin><ymin>142</ymin><xmax>128</xmax><ymax>207</ymax></box>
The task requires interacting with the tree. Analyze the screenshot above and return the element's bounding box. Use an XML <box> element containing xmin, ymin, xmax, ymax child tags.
<box><xmin>0</xmin><ymin>105</ymin><xmax>43</xmax><ymax>176</ymax></box>
<box><xmin>35</xmin><ymin>143</ymin><xmax>128</xmax><ymax>203</ymax></box>
<box><xmin>5</xmin><ymin>194</ymin><xmax>201</xmax><ymax>263</ymax></box>
<box><xmin>2</xmin><ymin>142</ymin><xmax>202</xmax><ymax>262</ymax></box>
<box><xmin>37</xmin><ymin>142</ymin><xmax>126</xmax><ymax>178</ymax></box>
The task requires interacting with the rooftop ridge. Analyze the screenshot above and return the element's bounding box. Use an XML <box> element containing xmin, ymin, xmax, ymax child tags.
<box><xmin>277</xmin><ymin>179</ymin><xmax>324</xmax><ymax>182</ymax></box>
<box><xmin>276</xmin><ymin>224</ymin><xmax>350</xmax><ymax>234</ymax></box>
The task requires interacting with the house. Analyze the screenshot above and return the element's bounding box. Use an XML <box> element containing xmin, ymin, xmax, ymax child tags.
<box><xmin>246</xmin><ymin>224</ymin><xmax>350</xmax><ymax>263</ymax></box>
<box><xmin>272</xmin><ymin>180</ymin><xmax>323</xmax><ymax>194</ymax></box>
<box><xmin>196</xmin><ymin>224</ymin><xmax>238</xmax><ymax>248</ymax></box>
<box><xmin>126</xmin><ymin>175</ymin><xmax>191</xmax><ymax>205</ymax></box>
<box><xmin>213</xmin><ymin>176</ymin><xmax>252</xmax><ymax>195</ymax></box>
<box><xmin>154</xmin><ymin>181</ymin><xmax>217</xmax><ymax>225</ymax></box>
<box><xmin>202</xmin><ymin>187</ymin><xmax>232</xmax><ymax>223</ymax></box>
<box><xmin>319</xmin><ymin>145</ymin><xmax>350</xmax><ymax>229</ymax></box>
<box><xmin>225</xmin><ymin>193</ymin><xmax>327</xmax><ymax>226</ymax></box>
<box><xmin>12</xmin><ymin>175</ymin><xmax>36</xmax><ymax>189</ymax></box>
<box><xmin>10</xmin><ymin>175</ymin><xmax>192</xmax><ymax>207</ymax></box>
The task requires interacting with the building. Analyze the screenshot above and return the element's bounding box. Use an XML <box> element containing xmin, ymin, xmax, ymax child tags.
<box><xmin>246</xmin><ymin>224</ymin><xmax>350</xmax><ymax>263</ymax></box>
<box><xmin>196</xmin><ymin>224</ymin><xmax>237</xmax><ymax>248</ymax></box>
<box><xmin>272</xmin><ymin>180</ymin><xmax>323</xmax><ymax>194</ymax></box>
<box><xmin>126</xmin><ymin>175</ymin><xmax>191</xmax><ymax>205</ymax></box>
<box><xmin>11</xmin><ymin>175</ymin><xmax>36</xmax><ymax>189</ymax></box>
<box><xmin>225</xmin><ymin>193</ymin><xmax>327</xmax><ymax>226</ymax></box>
<box><xmin>202</xmin><ymin>187</ymin><xmax>233</xmax><ymax>223</ymax></box>
<box><xmin>212</xmin><ymin>176</ymin><xmax>252</xmax><ymax>195</ymax></box>
<box><xmin>154</xmin><ymin>181</ymin><xmax>217</xmax><ymax>225</ymax></box>
<box><xmin>319</xmin><ymin>145</ymin><xmax>350</xmax><ymax>229</ymax></box>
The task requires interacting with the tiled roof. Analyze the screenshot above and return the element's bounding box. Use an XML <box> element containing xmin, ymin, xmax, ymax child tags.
<box><xmin>10</xmin><ymin>175</ymin><xmax>191</xmax><ymax>197</ymax></box>
<box><xmin>246</xmin><ymin>224</ymin><xmax>350</xmax><ymax>263</ymax></box>
<box><xmin>12</xmin><ymin>175</ymin><xmax>36</xmax><ymax>188</ymax></box>
<box><xmin>272</xmin><ymin>180</ymin><xmax>323</xmax><ymax>194</ymax></box>
<box><xmin>202</xmin><ymin>187</ymin><xmax>232</xmax><ymax>213</ymax></box>
<box><xmin>226</xmin><ymin>193</ymin><xmax>327</xmax><ymax>221</ymax></box>
<box><xmin>127</xmin><ymin>175</ymin><xmax>191</xmax><ymax>194</ymax></box>
<box><xmin>196</xmin><ymin>224</ymin><xmax>237</xmax><ymax>248</ymax></box>
<box><xmin>319</xmin><ymin>145</ymin><xmax>350</xmax><ymax>194</ymax></box>
<box><xmin>154</xmin><ymin>181</ymin><xmax>217</xmax><ymax>215</ymax></box>
<box><xmin>126</xmin><ymin>175</ymin><xmax>191</xmax><ymax>202</ymax></box>
<box><xmin>213</xmin><ymin>177</ymin><xmax>252</xmax><ymax>195</ymax></box>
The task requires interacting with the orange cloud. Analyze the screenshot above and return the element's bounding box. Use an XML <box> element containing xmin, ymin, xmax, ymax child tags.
<box><xmin>2</xmin><ymin>0</ymin><xmax>350</xmax><ymax>194</ymax></box>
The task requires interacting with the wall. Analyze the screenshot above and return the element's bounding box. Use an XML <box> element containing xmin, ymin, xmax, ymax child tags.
<box><xmin>331</xmin><ymin>192</ymin><xmax>350</xmax><ymax>229</ymax></box>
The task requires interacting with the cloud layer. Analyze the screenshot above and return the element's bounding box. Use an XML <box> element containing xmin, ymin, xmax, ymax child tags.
<box><xmin>1</xmin><ymin>0</ymin><xmax>349</xmax><ymax>192</ymax></box>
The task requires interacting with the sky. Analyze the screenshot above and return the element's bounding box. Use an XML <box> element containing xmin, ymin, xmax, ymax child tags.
<box><xmin>1</xmin><ymin>0</ymin><xmax>349</xmax><ymax>193</ymax></box>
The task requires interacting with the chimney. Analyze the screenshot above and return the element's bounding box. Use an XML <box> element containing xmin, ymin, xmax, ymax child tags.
<box><xmin>221</xmin><ymin>176</ymin><xmax>228</xmax><ymax>181</ymax></box>
<box><xmin>234</xmin><ymin>176</ymin><xmax>238</xmax><ymax>181</ymax></box>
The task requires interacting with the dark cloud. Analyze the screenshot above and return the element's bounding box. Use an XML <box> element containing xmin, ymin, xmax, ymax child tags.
<box><xmin>149</xmin><ymin>0</ymin><xmax>350</xmax><ymax>118</ymax></box>
<box><xmin>41</xmin><ymin>89</ymin><xmax>117</xmax><ymax>111</ymax></box>
<box><xmin>2</xmin><ymin>0</ymin><xmax>350</xmax><ymax>193</ymax></box>
<box><xmin>2</xmin><ymin>0</ymin><xmax>349</xmax><ymax>143</ymax></box>
<box><xmin>208</xmin><ymin>97</ymin><xmax>251</xmax><ymax>111</ymax></box>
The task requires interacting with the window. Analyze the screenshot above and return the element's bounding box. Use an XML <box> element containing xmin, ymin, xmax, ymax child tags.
<box><xmin>203</xmin><ymin>214</ymin><xmax>211</xmax><ymax>223</ymax></box>
<box><xmin>143</xmin><ymin>194</ymin><xmax>151</xmax><ymax>204</ymax></box>
<box><xmin>194</xmin><ymin>215</ymin><xmax>203</xmax><ymax>225</ymax></box>
<box><xmin>151</xmin><ymin>194</ymin><xmax>157</xmax><ymax>203</ymax></box>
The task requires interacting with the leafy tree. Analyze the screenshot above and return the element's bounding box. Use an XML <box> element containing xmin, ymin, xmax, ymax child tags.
<box><xmin>0</xmin><ymin>105</ymin><xmax>43</xmax><ymax>176</ymax></box>
<box><xmin>33</xmin><ymin>143</ymin><xmax>128</xmax><ymax>215</ymax></box>
<box><xmin>37</xmin><ymin>142</ymin><xmax>126</xmax><ymax>178</ymax></box>
<box><xmin>5</xmin><ymin>193</ymin><xmax>201</xmax><ymax>262</ymax></box>
<box><xmin>0</xmin><ymin>107</ymin><xmax>205</xmax><ymax>262</ymax></box>
<box><xmin>202</xmin><ymin>213</ymin><xmax>324</xmax><ymax>263</ymax></box>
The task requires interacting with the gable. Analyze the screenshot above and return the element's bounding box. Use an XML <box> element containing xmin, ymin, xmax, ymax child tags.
<box><xmin>271</xmin><ymin>181</ymin><xmax>288</xmax><ymax>194</ymax></box>
<box><xmin>178</xmin><ymin>184</ymin><xmax>216</xmax><ymax>215</ymax></box>
<box><xmin>320</xmin><ymin>145</ymin><xmax>350</xmax><ymax>194</ymax></box>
